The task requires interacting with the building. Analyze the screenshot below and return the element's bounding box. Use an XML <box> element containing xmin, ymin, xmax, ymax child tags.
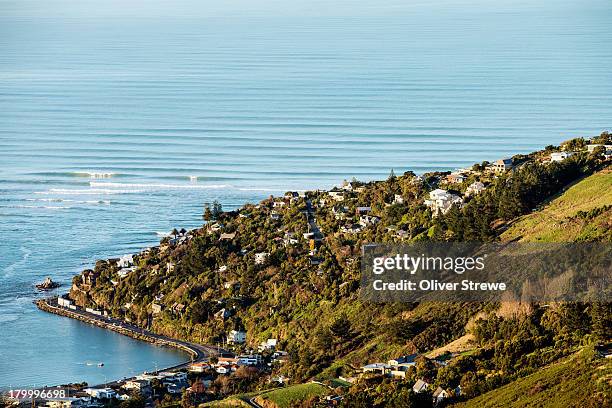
<box><xmin>84</xmin><ymin>388</ymin><xmax>116</xmax><ymax>399</ymax></box>
<box><xmin>550</xmin><ymin>151</ymin><xmax>574</xmax><ymax>162</ymax></box>
<box><xmin>122</xmin><ymin>379</ymin><xmax>152</xmax><ymax>396</ymax></box>
<box><xmin>341</xmin><ymin>224</ymin><xmax>362</xmax><ymax>234</ymax></box>
<box><xmin>227</xmin><ymin>329</ymin><xmax>246</xmax><ymax>344</ymax></box>
<box><xmin>81</xmin><ymin>270</ymin><xmax>99</xmax><ymax>286</ymax></box>
<box><xmin>362</xmin><ymin>363</ymin><xmax>391</xmax><ymax>375</ymax></box>
<box><xmin>117</xmin><ymin>254</ymin><xmax>134</xmax><ymax>269</ymax></box>
<box><xmin>424</xmin><ymin>189</ymin><xmax>463</xmax><ymax>216</ymax></box>
<box><xmin>433</xmin><ymin>387</ymin><xmax>450</xmax><ymax>405</ymax></box>
<box><xmin>254</xmin><ymin>252</ymin><xmax>269</xmax><ymax>265</ymax></box>
<box><xmin>219</xmin><ymin>232</ymin><xmax>236</xmax><ymax>241</ymax></box>
<box><xmin>189</xmin><ymin>362</ymin><xmax>210</xmax><ymax>373</ymax></box>
<box><xmin>328</xmin><ymin>189</ymin><xmax>345</xmax><ymax>202</ymax></box>
<box><xmin>388</xmin><ymin>354</ymin><xmax>418</xmax><ymax>368</ymax></box>
<box><xmin>259</xmin><ymin>338</ymin><xmax>278</xmax><ymax>351</ymax></box>
<box><xmin>43</xmin><ymin>398</ymin><xmax>90</xmax><ymax>408</ymax></box>
<box><xmin>57</xmin><ymin>296</ymin><xmax>72</xmax><ymax>308</ymax></box>
<box><xmin>490</xmin><ymin>158</ymin><xmax>513</xmax><ymax>173</ymax></box>
<box><xmin>237</xmin><ymin>354</ymin><xmax>263</xmax><ymax>366</ymax></box>
<box><xmin>466</xmin><ymin>181</ymin><xmax>485</xmax><ymax>196</ymax></box>
<box><xmin>151</xmin><ymin>303</ymin><xmax>163</xmax><ymax>314</ymax></box>
<box><xmin>412</xmin><ymin>379</ymin><xmax>430</xmax><ymax>393</ymax></box>
<box><xmin>359</xmin><ymin>215</ymin><xmax>380</xmax><ymax>227</ymax></box>
<box><xmin>393</xmin><ymin>194</ymin><xmax>404</xmax><ymax>204</ymax></box>
<box><xmin>355</xmin><ymin>206</ymin><xmax>372</xmax><ymax>216</ymax></box>
<box><xmin>446</xmin><ymin>172</ymin><xmax>467</xmax><ymax>184</ymax></box>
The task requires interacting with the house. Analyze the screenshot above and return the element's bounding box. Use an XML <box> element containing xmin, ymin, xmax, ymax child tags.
<box><xmin>81</xmin><ymin>270</ymin><xmax>99</xmax><ymax>286</ymax></box>
<box><xmin>84</xmin><ymin>388</ymin><xmax>116</xmax><ymax>399</ymax></box>
<box><xmin>166</xmin><ymin>262</ymin><xmax>175</xmax><ymax>273</ymax></box>
<box><xmin>490</xmin><ymin>158</ymin><xmax>513</xmax><ymax>173</ymax></box>
<box><xmin>283</xmin><ymin>232</ymin><xmax>299</xmax><ymax>246</ymax></box>
<box><xmin>446</xmin><ymin>172</ymin><xmax>467</xmax><ymax>184</ymax></box>
<box><xmin>328</xmin><ymin>190</ymin><xmax>345</xmax><ymax>202</ymax></box>
<box><xmin>587</xmin><ymin>144</ymin><xmax>612</xmax><ymax>153</ymax></box>
<box><xmin>215</xmin><ymin>366</ymin><xmax>230</xmax><ymax>374</ymax></box>
<box><xmin>218</xmin><ymin>356</ymin><xmax>239</xmax><ymax>365</ymax></box>
<box><xmin>355</xmin><ymin>206</ymin><xmax>372</xmax><ymax>216</ymax></box>
<box><xmin>219</xmin><ymin>233</ymin><xmax>236</xmax><ymax>241</ymax></box>
<box><xmin>237</xmin><ymin>354</ymin><xmax>263</xmax><ymax>366</ymax></box>
<box><xmin>359</xmin><ymin>215</ymin><xmax>380</xmax><ymax>227</ymax></box>
<box><xmin>388</xmin><ymin>354</ymin><xmax>418</xmax><ymax>368</ymax></box>
<box><xmin>412</xmin><ymin>379</ymin><xmax>430</xmax><ymax>393</ymax></box>
<box><xmin>270</xmin><ymin>211</ymin><xmax>281</xmax><ymax>221</ymax></box>
<box><xmin>43</xmin><ymin>397</ymin><xmax>90</xmax><ymax>408</ymax></box>
<box><xmin>223</xmin><ymin>281</ymin><xmax>241</xmax><ymax>290</ymax></box>
<box><xmin>122</xmin><ymin>379</ymin><xmax>152</xmax><ymax>396</ymax></box>
<box><xmin>227</xmin><ymin>329</ymin><xmax>246</xmax><ymax>344</ymax></box>
<box><xmin>254</xmin><ymin>252</ymin><xmax>269</xmax><ymax>265</ymax></box>
<box><xmin>151</xmin><ymin>303</ymin><xmax>163</xmax><ymax>314</ymax></box>
<box><xmin>272</xmin><ymin>350</ymin><xmax>289</xmax><ymax>364</ymax></box>
<box><xmin>171</xmin><ymin>302</ymin><xmax>185</xmax><ymax>315</ymax></box>
<box><xmin>424</xmin><ymin>189</ymin><xmax>463</xmax><ymax>216</ymax></box>
<box><xmin>273</xmin><ymin>200</ymin><xmax>286</xmax><ymax>208</ymax></box>
<box><xmin>209</xmin><ymin>223</ymin><xmax>223</xmax><ymax>232</ymax></box>
<box><xmin>433</xmin><ymin>387</ymin><xmax>450</xmax><ymax>405</ymax></box>
<box><xmin>550</xmin><ymin>151</ymin><xmax>574</xmax><ymax>162</ymax></box>
<box><xmin>362</xmin><ymin>363</ymin><xmax>391</xmax><ymax>375</ymax></box>
<box><xmin>57</xmin><ymin>296</ymin><xmax>72</xmax><ymax>308</ymax></box>
<box><xmin>341</xmin><ymin>224</ymin><xmax>362</xmax><ymax>234</ymax></box>
<box><xmin>116</xmin><ymin>254</ymin><xmax>134</xmax><ymax>269</ymax></box>
<box><xmin>465</xmin><ymin>181</ymin><xmax>485</xmax><ymax>196</ymax></box>
<box><xmin>259</xmin><ymin>338</ymin><xmax>277</xmax><ymax>351</ymax></box>
<box><xmin>393</xmin><ymin>194</ymin><xmax>404</xmax><ymax>204</ymax></box>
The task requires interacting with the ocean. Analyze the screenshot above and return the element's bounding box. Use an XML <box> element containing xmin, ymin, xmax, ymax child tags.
<box><xmin>1</xmin><ymin>0</ymin><xmax>612</xmax><ymax>388</ymax></box>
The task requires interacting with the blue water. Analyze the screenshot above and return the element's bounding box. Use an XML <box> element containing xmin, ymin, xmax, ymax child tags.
<box><xmin>1</xmin><ymin>0</ymin><xmax>612</xmax><ymax>388</ymax></box>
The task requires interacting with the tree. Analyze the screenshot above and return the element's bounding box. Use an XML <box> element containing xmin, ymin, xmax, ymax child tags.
<box><xmin>388</xmin><ymin>168</ymin><xmax>396</xmax><ymax>181</ymax></box>
<box><xmin>203</xmin><ymin>202</ymin><xmax>212</xmax><ymax>222</ymax></box>
<box><xmin>212</xmin><ymin>200</ymin><xmax>223</xmax><ymax>220</ymax></box>
<box><xmin>171</xmin><ymin>228</ymin><xmax>179</xmax><ymax>238</ymax></box>
<box><xmin>330</xmin><ymin>313</ymin><xmax>352</xmax><ymax>341</ymax></box>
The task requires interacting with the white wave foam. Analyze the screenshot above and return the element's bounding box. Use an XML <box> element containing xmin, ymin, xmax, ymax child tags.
<box><xmin>155</xmin><ymin>231</ymin><xmax>171</xmax><ymax>237</ymax></box>
<box><xmin>35</xmin><ymin>188</ymin><xmax>143</xmax><ymax>195</ymax></box>
<box><xmin>73</xmin><ymin>171</ymin><xmax>116</xmax><ymax>178</ymax></box>
<box><xmin>90</xmin><ymin>182</ymin><xmax>231</xmax><ymax>190</ymax></box>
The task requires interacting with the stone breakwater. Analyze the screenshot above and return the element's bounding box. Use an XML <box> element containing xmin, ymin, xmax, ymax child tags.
<box><xmin>36</xmin><ymin>297</ymin><xmax>216</xmax><ymax>377</ymax></box>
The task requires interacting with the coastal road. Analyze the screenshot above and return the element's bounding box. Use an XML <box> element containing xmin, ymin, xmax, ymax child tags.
<box><xmin>37</xmin><ymin>297</ymin><xmax>224</xmax><ymax>386</ymax></box>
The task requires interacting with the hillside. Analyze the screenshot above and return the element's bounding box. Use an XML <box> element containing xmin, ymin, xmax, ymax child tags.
<box><xmin>501</xmin><ymin>169</ymin><xmax>612</xmax><ymax>242</ymax></box>
<box><xmin>61</xmin><ymin>134</ymin><xmax>611</xmax><ymax>407</ymax></box>
<box><xmin>451</xmin><ymin>348</ymin><xmax>611</xmax><ymax>408</ymax></box>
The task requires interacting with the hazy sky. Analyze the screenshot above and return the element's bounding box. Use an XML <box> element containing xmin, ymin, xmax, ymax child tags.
<box><xmin>1</xmin><ymin>0</ymin><xmax>607</xmax><ymax>19</ymax></box>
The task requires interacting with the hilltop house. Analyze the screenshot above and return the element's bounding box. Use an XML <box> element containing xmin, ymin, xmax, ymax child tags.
<box><xmin>550</xmin><ymin>151</ymin><xmax>575</xmax><ymax>162</ymax></box>
<box><xmin>424</xmin><ymin>189</ymin><xmax>463</xmax><ymax>216</ymax></box>
<box><xmin>355</xmin><ymin>206</ymin><xmax>372</xmax><ymax>216</ymax></box>
<box><xmin>393</xmin><ymin>194</ymin><xmax>404</xmax><ymax>204</ymax></box>
<box><xmin>362</xmin><ymin>363</ymin><xmax>391</xmax><ymax>375</ymax></box>
<box><xmin>490</xmin><ymin>158</ymin><xmax>513</xmax><ymax>173</ymax></box>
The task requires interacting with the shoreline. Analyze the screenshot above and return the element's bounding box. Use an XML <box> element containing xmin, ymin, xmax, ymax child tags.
<box><xmin>35</xmin><ymin>296</ymin><xmax>219</xmax><ymax>387</ymax></box>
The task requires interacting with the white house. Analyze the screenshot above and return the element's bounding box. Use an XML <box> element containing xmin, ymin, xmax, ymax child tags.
<box><xmin>362</xmin><ymin>363</ymin><xmax>391</xmax><ymax>375</ymax></box>
<box><xmin>550</xmin><ymin>151</ymin><xmax>574</xmax><ymax>162</ymax></box>
<box><xmin>237</xmin><ymin>354</ymin><xmax>263</xmax><ymax>366</ymax></box>
<box><xmin>433</xmin><ymin>387</ymin><xmax>450</xmax><ymax>405</ymax></box>
<box><xmin>259</xmin><ymin>338</ymin><xmax>278</xmax><ymax>351</ymax></box>
<box><xmin>117</xmin><ymin>254</ymin><xmax>134</xmax><ymax>269</ymax></box>
<box><xmin>393</xmin><ymin>194</ymin><xmax>404</xmax><ymax>204</ymax></box>
<box><xmin>466</xmin><ymin>181</ymin><xmax>485</xmax><ymax>196</ymax></box>
<box><xmin>227</xmin><ymin>329</ymin><xmax>246</xmax><ymax>344</ymax></box>
<box><xmin>254</xmin><ymin>252</ymin><xmax>269</xmax><ymax>265</ymax></box>
<box><xmin>84</xmin><ymin>388</ymin><xmax>116</xmax><ymax>399</ymax></box>
<box><xmin>424</xmin><ymin>189</ymin><xmax>463</xmax><ymax>215</ymax></box>
<box><xmin>490</xmin><ymin>158</ymin><xmax>513</xmax><ymax>173</ymax></box>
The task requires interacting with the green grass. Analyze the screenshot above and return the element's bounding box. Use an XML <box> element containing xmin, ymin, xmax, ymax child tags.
<box><xmin>451</xmin><ymin>349</ymin><xmax>611</xmax><ymax>408</ymax></box>
<box><xmin>502</xmin><ymin>169</ymin><xmax>612</xmax><ymax>242</ymax></box>
<box><xmin>255</xmin><ymin>383</ymin><xmax>329</xmax><ymax>408</ymax></box>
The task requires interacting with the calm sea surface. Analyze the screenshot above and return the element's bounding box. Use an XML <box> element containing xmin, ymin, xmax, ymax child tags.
<box><xmin>1</xmin><ymin>0</ymin><xmax>612</xmax><ymax>388</ymax></box>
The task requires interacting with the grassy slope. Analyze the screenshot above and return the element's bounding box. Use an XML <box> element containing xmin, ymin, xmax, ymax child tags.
<box><xmin>451</xmin><ymin>349</ymin><xmax>611</xmax><ymax>408</ymax></box>
<box><xmin>254</xmin><ymin>383</ymin><xmax>329</xmax><ymax>408</ymax></box>
<box><xmin>501</xmin><ymin>168</ymin><xmax>612</xmax><ymax>242</ymax></box>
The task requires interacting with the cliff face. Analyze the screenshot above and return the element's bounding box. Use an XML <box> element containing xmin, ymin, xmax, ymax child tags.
<box><xmin>68</xmin><ymin>140</ymin><xmax>610</xmax><ymax>394</ymax></box>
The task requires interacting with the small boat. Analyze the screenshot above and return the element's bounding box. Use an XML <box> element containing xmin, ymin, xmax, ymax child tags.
<box><xmin>98</xmin><ymin>362</ymin><xmax>105</xmax><ymax>367</ymax></box>
<box><xmin>36</xmin><ymin>277</ymin><xmax>61</xmax><ymax>290</ymax></box>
